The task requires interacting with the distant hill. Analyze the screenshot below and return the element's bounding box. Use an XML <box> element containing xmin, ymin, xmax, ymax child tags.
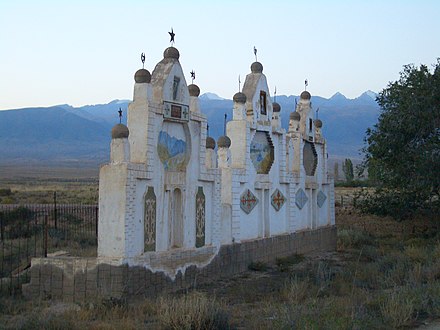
<box><xmin>0</xmin><ymin>92</ymin><xmax>380</xmax><ymax>167</ymax></box>
<box><xmin>0</xmin><ymin>107</ymin><xmax>110</xmax><ymax>164</ymax></box>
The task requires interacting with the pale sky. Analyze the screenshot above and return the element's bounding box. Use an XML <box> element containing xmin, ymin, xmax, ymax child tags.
<box><xmin>1</xmin><ymin>0</ymin><xmax>439</xmax><ymax>110</ymax></box>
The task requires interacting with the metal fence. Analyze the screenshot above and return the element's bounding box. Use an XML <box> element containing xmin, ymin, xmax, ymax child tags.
<box><xmin>0</xmin><ymin>203</ymin><xmax>98</xmax><ymax>295</ymax></box>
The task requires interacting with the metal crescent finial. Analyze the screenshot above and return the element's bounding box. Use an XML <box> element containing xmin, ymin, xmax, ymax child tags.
<box><xmin>141</xmin><ymin>53</ymin><xmax>145</xmax><ymax>69</ymax></box>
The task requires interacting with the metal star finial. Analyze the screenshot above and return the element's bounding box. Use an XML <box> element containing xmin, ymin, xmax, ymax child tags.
<box><xmin>190</xmin><ymin>70</ymin><xmax>195</xmax><ymax>84</ymax></box>
<box><xmin>118</xmin><ymin>108</ymin><xmax>123</xmax><ymax>124</ymax></box>
<box><xmin>169</xmin><ymin>28</ymin><xmax>175</xmax><ymax>45</ymax></box>
<box><xmin>305</xmin><ymin>79</ymin><xmax>308</xmax><ymax>91</ymax></box>
<box><xmin>316</xmin><ymin>107</ymin><xmax>320</xmax><ymax>119</ymax></box>
<box><xmin>253</xmin><ymin>46</ymin><xmax>257</xmax><ymax>61</ymax></box>
<box><xmin>274</xmin><ymin>86</ymin><xmax>277</xmax><ymax>102</ymax></box>
<box><xmin>238</xmin><ymin>75</ymin><xmax>241</xmax><ymax>92</ymax></box>
<box><xmin>141</xmin><ymin>53</ymin><xmax>145</xmax><ymax>69</ymax></box>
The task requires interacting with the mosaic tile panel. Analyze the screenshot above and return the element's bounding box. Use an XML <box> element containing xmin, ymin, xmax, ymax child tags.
<box><xmin>317</xmin><ymin>190</ymin><xmax>327</xmax><ymax>208</ymax></box>
<box><xmin>295</xmin><ymin>188</ymin><xmax>308</xmax><ymax>210</ymax></box>
<box><xmin>195</xmin><ymin>187</ymin><xmax>206</xmax><ymax>248</ymax></box>
<box><xmin>157</xmin><ymin>121</ymin><xmax>188</xmax><ymax>171</ymax></box>
<box><xmin>144</xmin><ymin>186</ymin><xmax>156</xmax><ymax>252</ymax></box>
<box><xmin>240</xmin><ymin>189</ymin><xmax>258</xmax><ymax>214</ymax></box>
<box><xmin>271</xmin><ymin>188</ymin><xmax>286</xmax><ymax>212</ymax></box>
<box><xmin>250</xmin><ymin>131</ymin><xmax>274</xmax><ymax>174</ymax></box>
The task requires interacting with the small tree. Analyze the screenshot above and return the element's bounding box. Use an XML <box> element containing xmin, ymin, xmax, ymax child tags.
<box><xmin>358</xmin><ymin>60</ymin><xmax>440</xmax><ymax>219</ymax></box>
<box><xmin>342</xmin><ymin>158</ymin><xmax>354</xmax><ymax>183</ymax></box>
<box><xmin>334</xmin><ymin>162</ymin><xmax>339</xmax><ymax>181</ymax></box>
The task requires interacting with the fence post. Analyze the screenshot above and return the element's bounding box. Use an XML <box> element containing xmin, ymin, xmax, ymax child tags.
<box><xmin>95</xmin><ymin>206</ymin><xmax>98</xmax><ymax>238</ymax></box>
<box><xmin>44</xmin><ymin>215</ymin><xmax>48</xmax><ymax>258</ymax></box>
<box><xmin>54</xmin><ymin>191</ymin><xmax>57</xmax><ymax>229</ymax></box>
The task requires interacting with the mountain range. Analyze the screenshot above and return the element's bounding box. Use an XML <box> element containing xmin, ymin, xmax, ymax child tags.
<box><xmin>0</xmin><ymin>92</ymin><xmax>380</xmax><ymax>167</ymax></box>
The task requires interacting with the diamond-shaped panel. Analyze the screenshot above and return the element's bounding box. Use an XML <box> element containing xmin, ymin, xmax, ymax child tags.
<box><xmin>240</xmin><ymin>189</ymin><xmax>258</xmax><ymax>214</ymax></box>
<box><xmin>295</xmin><ymin>188</ymin><xmax>308</xmax><ymax>210</ymax></box>
<box><xmin>317</xmin><ymin>190</ymin><xmax>327</xmax><ymax>208</ymax></box>
<box><xmin>271</xmin><ymin>188</ymin><xmax>286</xmax><ymax>211</ymax></box>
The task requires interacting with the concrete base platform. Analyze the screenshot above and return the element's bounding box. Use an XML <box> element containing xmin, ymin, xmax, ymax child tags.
<box><xmin>23</xmin><ymin>225</ymin><xmax>336</xmax><ymax>302</ymax></box>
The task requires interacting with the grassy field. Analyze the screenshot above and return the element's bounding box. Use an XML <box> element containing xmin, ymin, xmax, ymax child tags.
<box><xmin>0</xmin><ymin>179</ymin><xmax>98</xmax><ymax>205</ymax></box>
<box><xmin>1</xmin><ymin>181</ymin><xmax>440</xmax><ymax>329</ymax></box>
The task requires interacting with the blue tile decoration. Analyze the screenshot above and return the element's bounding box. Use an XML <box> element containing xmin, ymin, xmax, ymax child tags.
<box><xmin>317</xmin><ymin>190</ymin><xmax>327</xmax><ymax>208</ymax></box>
<box><xmin>157</xmin><ymin>130</ymin><xmax>187</xmax><ymax>171</ymax></box>
<box><xmin>295</xmin><ymin>188</ymin><xmax>308</xmax><ymax>210</ymax></box>
<box><xmin>250</xmin><ymin>131</ymin><xmax>274</xmax><ymax>174</ymax></box>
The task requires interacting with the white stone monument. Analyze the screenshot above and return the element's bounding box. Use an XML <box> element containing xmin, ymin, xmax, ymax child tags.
<box><xmin>97</xmin><ymin>45</ymin><xmax>335</xmax><ymax>273</ymax></box>
<box><xmin>24</xmin><ymin>41</ymin><xmax>336</xmax><ymax>301</ymax></box>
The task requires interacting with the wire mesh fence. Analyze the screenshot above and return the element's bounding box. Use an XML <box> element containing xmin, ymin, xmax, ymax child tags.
<box><xmin>0</xmin><ymin>203</ymin><xmax>98</xmax><ymax>295</ymax></box>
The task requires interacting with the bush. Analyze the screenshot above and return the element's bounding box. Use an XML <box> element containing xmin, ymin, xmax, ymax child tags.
<box><xmin>0</xmin><ymin>188</ymin><xmax>12</xmax><ymax>196</ymax></box>
<box><xmin>156</xmin><ymin>292</ymin><xmax>230</xmax><ymax>330</ymax></box>
<box><xmin>355</xmin><ymin>189</ymin><xmax>420</xmax><ymax>220</ymax></box>
<box><xmin>276</xmin><ymin>254</ymin><xmax>304</xmax><ymax>272</ymax></box>
<box><xmin>248</xmin><ymin>261</ymin><xmax>268</xmax><ymax>271</ymax></box>
<box><xmin>404</xmin><ymin>245</ymin><xmax>428</xmax><ymax>263</ymax></box>
<box><xmin>337</xmin><ymin>228</ymin><xmax>374</xmax><ymax>250</ymax></box>
<box><xmin>379</xmin><ymin>287</ymin><xmax>416</xmax><ymax>328</ymax></box>
<box><xmin>281</xmin><ymin>277</ymin><xmax>309</xmax><ymax>303</ymax></box>
<box><xmin>3</xmin><ymin>207</ymin><xmax>40</xmax><ymax>239</ymax></box>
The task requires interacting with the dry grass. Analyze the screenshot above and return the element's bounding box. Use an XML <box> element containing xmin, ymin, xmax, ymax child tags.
<box><xmin>1</xmin><ymin>186</ymin><xmax>440</xmax><ymax>329</ymax></box>
<box><xmin>0</xmin><ymin>176</ymin><xmax>98</xmax><ymax>205</ymax></box>
<box><xmin>156</xmin><ymin>292</ymin><xmax>230</xmax><ymax>330</ymax></box>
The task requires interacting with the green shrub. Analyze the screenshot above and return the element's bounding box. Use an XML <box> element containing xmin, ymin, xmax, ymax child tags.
<box><xmin>248</xmin><ymin>261</ymin><xmax>268</xmax><ymax>271</ymax></box>
<box><xmin>0</xmin><ymin>188</ymin><xmax>12</xmax><ymax>196</ymax></box>
<box><xmin>276</xmin><ymin>254</ymin><xmax>304</xmax><ymax>272</ymax></box>
<box><xmin>3</xmin><ymin>207</ymin><xmax>40</xmax><ymax>239</ymax></box>
<box><xmin>338</xmin><ymin>228</ymin><xmax>374</xmax><ymax>250</ymax></box>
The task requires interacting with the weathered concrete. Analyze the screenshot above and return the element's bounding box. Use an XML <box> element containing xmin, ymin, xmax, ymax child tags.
<box><xmin>23</xmin><ymin>226</ymin><xmax>336</xmax><ymax>301</ymax></box>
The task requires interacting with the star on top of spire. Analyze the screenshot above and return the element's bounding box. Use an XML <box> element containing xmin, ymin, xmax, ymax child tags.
<box><xmin>169</xmin><ymin>28</ymin><xmax>175</xmax><ymax>45</ymax></box>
